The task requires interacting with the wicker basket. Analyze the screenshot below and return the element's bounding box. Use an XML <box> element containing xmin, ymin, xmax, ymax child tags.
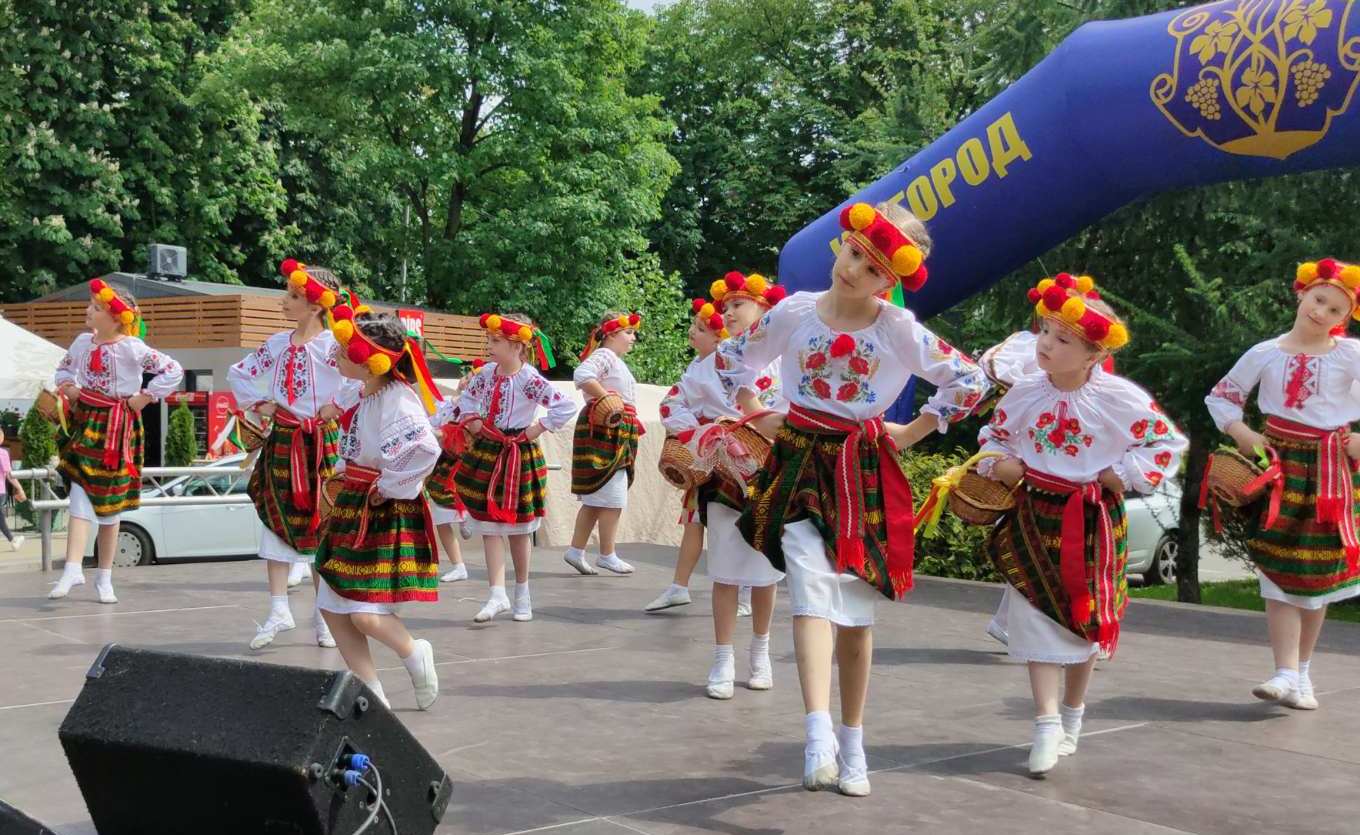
<box><xmin>658</xmin><ymin>436</ymin><xmax>704</xmax><ymax>491</ymax></box>
<box><xmin>1206</xmin><ymin>448</ymin><xmax>1266</xmax><ymax>508</ymax></box>
<box><xmin>236</xmin><ymin>412</ymin><xmax>269</xmax><ymax>453</ymax></box>
<box><xmin>948</xmin><ymin>470</ymin><xmax>1016</xmax><ymax>526</ymax></box>
<box><xmin>35</xmin><ymin>389</ymin><xmax>67</xmax><ymax>427</ymax></box>
<box><xmin>589</xmin><ymin>393</ymin><xmax>626</xmax><ymax>429</ymax></box>
<box><xmin>318</xmin><ymin>474</ymin><xmax>346</xmax><ymax>526</ymax></box>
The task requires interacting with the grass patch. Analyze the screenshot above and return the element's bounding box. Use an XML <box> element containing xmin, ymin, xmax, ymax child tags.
<box><xmin>1130</xmin><ymin>579</ymin><xmax>1360</xmax><ymax>623</ymax></box>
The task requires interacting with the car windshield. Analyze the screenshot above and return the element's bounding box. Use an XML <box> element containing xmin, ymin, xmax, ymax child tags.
<box><xmin>146</xmin><ymin>457</ymin><xmax>248</xmax><ymax>497</ymax></box>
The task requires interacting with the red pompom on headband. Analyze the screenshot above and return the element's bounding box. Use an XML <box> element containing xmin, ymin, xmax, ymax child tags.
<box><xmin>838</xmin><ymin>202</ymin><xmax>928</xmax><ymax>291</ymax></box>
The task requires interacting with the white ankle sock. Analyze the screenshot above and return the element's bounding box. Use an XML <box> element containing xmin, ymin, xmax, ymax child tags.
<box><xmin>400</xmin><ymin>647</ymin><xmax>426</xmax><ymax>675</ymax></box>
<box><xmin>750</xmin><ymin>633</ymin><xmax>770</xmax><ymax>654</ymax></box>
<box><xmin>489</xmin><ymin>585</ymin><xmax>509</xmax><ymax>603</ymax></box>
<box><xmin>837</xmin><ymin>724</ymin><xmax>866</xmax><ymax>769</ymax></box>
<box><xmin>363</xmin><ymin>679</ymin><xmax>388</xmax><ymax>706</ymax></box>
<box><xmin>62</xmin><ymin>561</ymin><xmax>84</xmax><ymax>579</ymax></box>
<box><xmin>514</xmin><ymin>581</ymin><xmax>529</xmax><ymax>597</ymax></box>
<box><xmin>565</xmin><ymin>546</ymin><xmax>585</xmax><ymax>560</ymax></box>
<box><xmin>94</xmin><ymin>568</ymin><xmax>112</xmax><ymax>587</ymax></box>
<box><xmin>1299</xmin><ymin>660</ymin><xmax>1314</xmax><ymax>692</ymax></box>
<box><xmin>1275</xmin><ymin>667</ymin><xmax>1300</xmax><ymax>689</ymax></box>
<box><xmin>270</xmin><ymin>594</ymin><xmax>290</xmax><ymax>616</ymax></box>
<box><xmin>805</xmin><ymin>710</ymin><xmax>835</xmax><ymax>751</ymax></box>
<box><xmin>1060</xmin><ymin>703</ymin><xmax>1085</xmax><ymax>738</ymax></box>
<box><xmin>712</xmin><ymin>644</ymin><xmax>734</xmax><ymax>665</ymax></box>
<box><xmin>669</xmin><ymin>582</ymin><xmax>687</xmax><ymax>593</ymax></box>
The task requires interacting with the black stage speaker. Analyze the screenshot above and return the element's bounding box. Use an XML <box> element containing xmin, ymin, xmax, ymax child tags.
<box><xmin>0</xmin><ymin>799</ymin><xmax>56</xmax><ymax>834</ymax></box>
<box><xmin>58</xmin><ymin>645</ymin><xmax>452</xmax><ymax>835</ymax></box>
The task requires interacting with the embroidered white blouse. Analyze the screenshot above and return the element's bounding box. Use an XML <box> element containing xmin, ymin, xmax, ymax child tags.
<box><xmin>227</xmin><ymin>330</ymin><xmax>359</xmax><ymax>419</ymax></box>
<box><xmin>660</xmin><ymin>353</ymin><xmax>743</xmax><ymax>434</ymax></box>
<box><xmin>715</xmin><ymin>290</ymin><xmax>989</xmax><ymax>427</ymax></box>
<box><xmin>55</xmin><ymin>333</ymin><xmax>183</xmax><ymax>400</ymax></box>
<box><xmin>337</xmin><ymin>382</ymin><xmax>440</xmax><ymax>500</ymax></box>
<box><xmin>1206</xmin><ymin>337</ymin><xmax>1360</xmax><ymax>431</ymax></box>
<box><xmin>978</xmin><ymin>366</ymin><xmax>1187</xmax><ymax>493</ymax></box>
<box><xmin>981</xmin><ymin>330</ymin><xmax>1039</xmax><ymax>388</ymax></box>
<box><xmin>456</xmin><ymin>362</ymin><xmax>576</xmax><ymax>432</ymax></box>
<box><xmin>574</xmin><ymin>347</ymin><xmax>638</xmax><ymax>405</ymax></box>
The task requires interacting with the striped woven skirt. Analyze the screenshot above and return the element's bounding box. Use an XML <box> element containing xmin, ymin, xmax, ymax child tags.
<box><xmin>986</xmin><ymin>482</ymin><xmax>1128</xmax><ymax>653</ymax></box>
<box><xmin>455</xmin><ymin>431</ymin><xmax>548</xmax><ymax>525</ymax></box>
<box><xmin>737</xmin><ymin>421</ymin><xmax>898</xmax><ymax>601</ymax></box>
<box><xmin>426</xmin><ymin>451</ymin><xmax>463</xmax><ymax>510</ymax></box>
<box><xmin>315</xmin><ymin>466</ymin><xmax>438</xmax><ymax>605</ymax></box>
<box><xmin>1246</xmin><ymin>424</ymin><xmax>1360</xmax><ymax>602</ymax></box>
<box><xmin>58</xmin><ymin>393</ymin><xmax>144</xmax><ymax>519</ymax></box>
<box><xmin>571</xmin><ymin>406</ymin><xmax>641</xmax><ymax>496</ymax></box>
<box><xmin>248</xmin><ymin>415</ymin><xmax>340</xmax><ymax>554</ymax></box>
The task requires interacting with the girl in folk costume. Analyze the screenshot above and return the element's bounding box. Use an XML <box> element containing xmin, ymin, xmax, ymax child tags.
<box><xmin>696</xmin><ymin>272</ymin><xmax>789</xmax><ymax>700</ymax></box>
<box><xmin>427</xmin><ymin>366</ymin><xmax>479</xmax><ymax>584</ymax></box>
<box><xmin>1205</xmin><ymin>258</ymin><xmax>1360</xmax><ymax>711</ymax></box>
<box><xmin>979</xmin><ymin>273</ymin><xmax>1185</xmax><ymax>777</ymax></box>
<box><xmin>717</xmin><ymin>202</ymin><xmax>989</xmax><ymax>796</ymax></box>
<box><xmin>49</xmin><ymin>280</ymin><xmax>184</xmax><ymax>603</ymax></box>
<box><xmin>316</xmin><ymin>306</ymin><xmax>445</xmax><ymax>710</ymax></box>
<box><xmin>564</xmin><ymin>312</ymin><xmax>645</xmax><ymax>577</ymax></box>
<box><xmin>228</xmin><ymin>260</ymin><xmax>358</xmax><ymax>650</ymax></box>
<box><xmin>648</xmin><ymin>301</ymin><xmax>731</xmax><ymax>613</ymax></box>
<box><xmin>455</xmin><ymin>314</ymin><xmax>574</xmax><ymax>623</ymax></box>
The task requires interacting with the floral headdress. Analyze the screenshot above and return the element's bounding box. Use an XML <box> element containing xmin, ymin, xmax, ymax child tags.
<box><xmin>330</xmin><ymin>291</ymin><xmax>443</xmax><ymax>414</ymax></box>
<box><xmin>88</xmin><ymin>279</ymin><xmax>144</xmax><ymax>337</ymax></box>
<box><xmin>837</xmin><ymin>202</ymin><xmax>928</xmax><ymax>291</ymax></box>
<box><xmin>707</xmin><ymin>271</ymin><xmax>787</xmax><ymax>310</ymax></box>
<box><xmin>689</xmin><ymin>299</ymin><xmax>729</xmax><ymax>339</ymax></box>
<box><xmin>1295</xmin><ymin>258</ymin><xmax>1360</xmax><ymax>324</ymax></box>
<box><xmin>1026</xmin><ymin>272</ymin><xmax>1129</xmax><ymax>352</ymax></box>
<box><xmin>580</xmin><ymin>312</ymin><xmax>642</xmax><ymax>361</ymax></box>
<box><xmin>279</xmin><ymin>259</ymin><xmax>339</xmax><ymax>312</ymax></box>
<box><xmin>478</xmin><ymin>313</ymin><xmax>557</xmax><ymax>371</ymax></box>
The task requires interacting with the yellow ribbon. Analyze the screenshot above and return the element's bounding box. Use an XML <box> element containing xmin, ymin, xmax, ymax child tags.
<box><xmin>914</xmin><ymin>450</ymin><xmax>1007</xmax><ymax>537</ymax></box>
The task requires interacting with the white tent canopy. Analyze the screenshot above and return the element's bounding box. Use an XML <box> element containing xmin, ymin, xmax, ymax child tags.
<box><xmin>0</xmin><ymin>313</ymin><xmax>65</xmax><ymax>402</ymax></box>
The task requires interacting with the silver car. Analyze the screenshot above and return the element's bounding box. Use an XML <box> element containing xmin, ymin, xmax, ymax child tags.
<box><xmin>84</xmin><ymin>454</ymin><xmax>263</xmax><ymax>567</ymax></box>
<box><xmin>1124</xmin><ymin>480</ymin><xmax>1181</xmax><ymax>585</ymax></box>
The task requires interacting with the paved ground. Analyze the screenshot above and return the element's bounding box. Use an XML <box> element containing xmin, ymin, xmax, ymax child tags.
<box><xmin>2</xmin><ymin>543</ymin><xmax>1357</xmax><ymax>835</ymax></box>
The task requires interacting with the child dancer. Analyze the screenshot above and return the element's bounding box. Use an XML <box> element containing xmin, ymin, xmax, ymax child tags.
<box><xmin>316</xmin><ymin>304</ymin><xmax>444</xmax><ymax>710</ymax></box>
<box><xmin>456</xmin><ymin>314</ymin><xmax>574</xmax><ymax>623</ymax></box>
<box><xmin>717</xmin><ymin>203</ymin><xmax>989</xmax><ymax>796</ymax></box>
<box><xmin>980</xmin><ymin>273</ymin><xmax>1185</xmax><ymax>777</ymax></box>
<box><xmin>1205</xmin><ymin>258</ymin><xmax>1360</xmax><ymax>711</ymax></box>
<box><xmin>0</xmin><ymin>429</ymin><xmax>26</xmax><ymax>551</ymax></box>
<box><xmin>565</xmin><ymin>312</ymin><xmax>644</xmax><ymax>576</ymax></box>
<box><xmin>428</xmin><ymin>371</ymin><xmax>471</xmax><ymax>583</ymax></box>
<box><xmin>49</xmin><ymin>280</ymin><xmax>183</xmax><ymax>603</ymax></box>
<box><xmin>700</xmin><ymin>272</ymin><xmax>789</xmax><ymax>699</ymax></box>
<box><xmin>228</xmin><ymin>259</ymin><xmax>356</xmax><ymax>650</ymax></box>
<box><xmin>649</xmin><ymin>300</ymin><xmax>731</xmax><ymax>612</ymax></box>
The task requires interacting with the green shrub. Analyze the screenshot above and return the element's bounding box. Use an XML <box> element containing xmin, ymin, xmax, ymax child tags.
<box><xmin>166</xmin><ymin>402</ymin><xmax>198</xmax><ymax>466</ymax></box>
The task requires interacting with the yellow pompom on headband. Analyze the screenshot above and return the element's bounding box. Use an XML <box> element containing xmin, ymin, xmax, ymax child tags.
<box><xmin>279</xmin><ymin>258</ymin><xmax>338</xmax><ymax>311</ymax></box>
<box><xmin>329</xmin><ymin>291</ymin><xmax>443</xmax><ymax>414</ymax></box>
<box><xmin>1026</xmin><ymin>272</ymin><xmax>1129</xmax><ymax>351</ymax></box>
<box><xmin>1295</xmin><ymin>258</ymin><xmax>1360</xmax><ymax>321</ymax></box>
<box><xmin>88</xmin><ymin>278</ymin><xmax>143</xmax><ymax>337</ymax></box>
<box><xmin>478</xmin><ymin>313</ymin><xmax>557</xmax><ymax>370</ymax></box>
<box><xmin>689</xmin><ymin>298</ymin><xmax>729</xmax><ymax>339</ymax></box>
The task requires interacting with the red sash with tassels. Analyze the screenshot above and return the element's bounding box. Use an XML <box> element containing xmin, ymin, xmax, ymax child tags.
<box><xmin>785</xmin><ymin>404</ymin><xmax>915</xmax><ymax>594</ymax></box>
<box><xmin>340</xmin><ymin>464</ymin><xmax>381</xmax><ymax>547</ymax></box>
<box><xmin>1266</xmin><ymin>416</ymin><xmax>1360</xmax><ymax>570</ymax></box>
<box><xmin>274</xmin><ymin>406</ymin><xmax>330</xmax><ymax>533</ymax></box>
<box><xmin>1197</xmin><ymin>447</ymin><xmax>1283</xmax><ymax>534</ymax></box>
<box><xmin>479</xmin><ymin>423</ymin><xmax>531</xmax><ymax>523</ymax></box>
<box><xmin>1024</xmin><ymin>469</ymin><xmax>1121</xmax><ymax>654</ymax></box>
<box><xmin>79</xmin><ymin>390</ymin><xmax>140</xmax><ymax>479</ymax></box>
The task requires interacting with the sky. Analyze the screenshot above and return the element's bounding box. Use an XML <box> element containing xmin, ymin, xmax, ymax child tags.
<box><xmin>626</xmin><ymin>0</ymin><xmax>664</xmax><ymax>11</ymax></box>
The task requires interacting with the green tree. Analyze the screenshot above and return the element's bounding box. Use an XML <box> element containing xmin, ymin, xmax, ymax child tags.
<box><xmin>165</xmin><ymin>401</ymin><xmax>198</xmax><ymax>466</ymax></box>
<box><xmin>209</xmin><ymin>0</ymin><xmax>678</xmax><ymax>347</ymax></box>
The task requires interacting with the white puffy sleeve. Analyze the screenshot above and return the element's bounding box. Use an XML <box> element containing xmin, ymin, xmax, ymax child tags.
<box><xmin>376</xmin><ymin>390</ymin><xmax>441</xmax><ymax>500</ymax></box>
<box><xmin>55</xmin><ymin>333</ymin><xmax>92</xmax><ymax>388</ymax></box>
<box><xmin>975</xmin><ymin>380</ymin><xmax>1036</xmax><ymax>476</ymax></box>
<box><xmin>1101</xmin><ymin>378</ymin><xmax>1187</xmax><ymax>494</ymax></box>
<box><xmin>573</xmin><ymin>349</ymin><xmax>615</xmax><ymax>389</ymax></box>
<box><xmin>523</xmin><ymin>369</ymin><xmax>576</xmax><ymax>431</ymax></box>
<box><xmin>660</xmin><ymin>368</ymin><xmax>700</xmax><ymax>434</ymax></box>
<box><xmin>883</xmin><ymin>304</ymin><xmax>991</xmax><ymax>432</ymax></box>
<box><xmin>136</xmin><ymin>340</ymin><xmax>183</xmax><ymax>400</ymax></box>
<box><xmin>227</xmin><ymin>333</ymin><xmax>283</xmax><ymax>410</ymax></box>
<box><xmin>981</xmin><ymin>331</ymin><xmax>1039</xmax><ymax>387</ymax></box>
<box><xmin>456</xmin><ymin>366</ymin><xmax>493</xmax><ymax>418</ymax></box>
<box><xmin>1205</xmin><ymin>341</ymin><xmax>1273</xmax><ymax>432</ymax></box>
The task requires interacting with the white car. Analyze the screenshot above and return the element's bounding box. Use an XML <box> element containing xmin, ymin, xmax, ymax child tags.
<box><xmin>84</xmin><ymin>454</ymin><xmax>263</xmax><ymax>567</ymax></box>
<box><xmin>1124</xmin><ymin>480</ymin><xmax>1181</xmax><ymax>585</ymax></box>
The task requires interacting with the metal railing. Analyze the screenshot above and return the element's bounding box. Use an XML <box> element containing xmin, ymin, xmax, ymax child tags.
<box><xmin>13</xmin><ymin>464</ymin><xmax>255</xmax><ymax>571</ymax></box>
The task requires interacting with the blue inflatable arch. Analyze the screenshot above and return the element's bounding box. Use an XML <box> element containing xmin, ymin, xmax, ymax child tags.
<box><xmin>778</xmin><ymin>0</ymin><xmax>1360</xmax><ymax>419</ymax></box>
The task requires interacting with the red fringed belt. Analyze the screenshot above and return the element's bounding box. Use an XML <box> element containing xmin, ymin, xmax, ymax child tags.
<box><xmin>1266</xmin><ymin>416</ymin><xmax>1359</xmax><ymax>571</ymax></box>
<box><xmin>1024</xmin><ymin>469</ymin><xmax>1120</xmax><ymax>654</ymax></box>
<box><xmin>479</xmin><ymin>422</ymin><xmax>530</xmax><ymax>523</ymax></box>
<box><xmin>341</xmin><ymin>464</ymin><xmax>381</xmax><ymax>547</ymax></box>
<box><xmin>274</xmin><ymin>406</ymin><xmax>329</xmax><ymax>533</ymax></box>
<box><xmin>79</xmin><ymin>390</ymin><xmax>140</xmax><ymax>479</ymax></box>
<box><xmin>785</xmin><ymin>404</ymin><xmax>915</xmax><ymax>592</ymax></box>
